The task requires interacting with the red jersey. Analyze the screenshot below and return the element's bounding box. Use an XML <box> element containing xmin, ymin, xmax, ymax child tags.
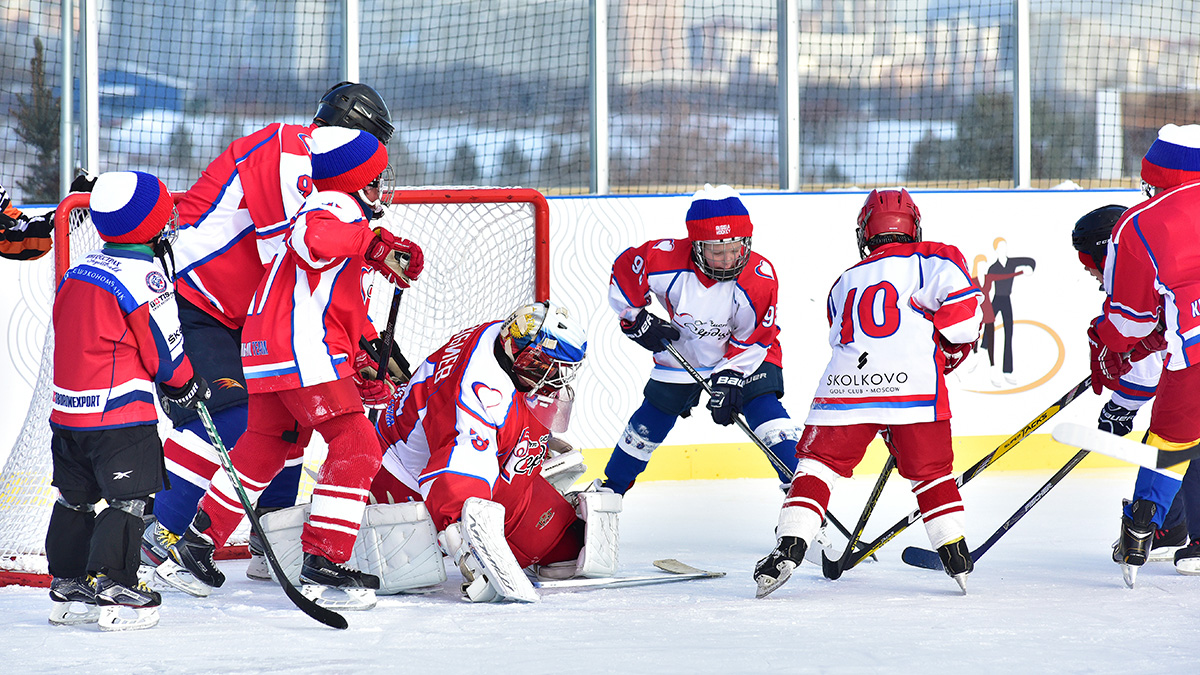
<box><xmin>51</xmin><ymin>246</ymin><xmax>195</xmax><ymax>430</ymax></box>
<box><xmin>173</xmin><ymin>122</ymin><xmax>317</xmax><ymax>328</ymax></box>
<box><xmin>608</xmin><ymin>238</ymin><xmax>782</xmax><ymax>383</ymax></box>
<box><xmin>240</xmin><ymin>191</ymin><xmax>374</xmax><ymax>392</ymax></box>
<box><xmin>376</xmin><ymin>321</ymin><xmax>552</xmax><ymax>531</ymax></box>
<box><xmin>1099</xmin><ymin>181</ymin><xmax>1200</xmax><ymax>370</ymax></box>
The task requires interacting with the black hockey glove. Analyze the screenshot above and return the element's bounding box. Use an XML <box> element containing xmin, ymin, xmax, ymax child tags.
<box><xmin>70</xmin><ymin>173</ymin><xmax>97</xmax><ymax>193</ymax></box>
<box><xmin>707</xmin><ymin>370</ymin><xmax>744</xmax><ymax>426</ymax></box>
<box><xmin>1097</xmin><ymin>400</ymin><xmax>1136</xmax><ymax>438</ymax></box>
<box><xmin>620</xmin><ymin>308</ymin><xmax>680</xmax><ymax>353</ymax></box>
<box><xmin>160</xmin><ymin>375</ymin><xmax>211</xmax><ymax>412</ymax></box>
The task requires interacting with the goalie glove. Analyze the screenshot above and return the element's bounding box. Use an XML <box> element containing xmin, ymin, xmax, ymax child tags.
<box><xmin>159</xmin><ymin>375</ymin><xmax>210</xmax><ymax>412</ymax></box>
<box><xmin>706</xmin><ymin>370</ymin><xmax>744</xmax><ymax>426</ymax></box>
<box><xmin>351</xmin><ymin>349</ymin><xmax>395</xmax><ymax>409</ymax></box>
<box><xmin>364</xmin><ymin>227</ymin><xmax>424</xmax><ymax>289</ymax></box>
<box><xmin>1097</xmin><ymin>401</ymin><xmax>1137</xmax><ymax>438</ymax></box>
<box><xmin>619</xmin><ymin>307</ymin><xmax>680</xmax><ymax>353</ymax></box>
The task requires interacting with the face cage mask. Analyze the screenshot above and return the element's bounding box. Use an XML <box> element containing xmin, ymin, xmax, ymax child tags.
<box><xmin>692</xmin><ymin>237</ymin><xmax>751</xmax><ymax>281</ymax></box>
<box><xmin>357</xmin><ymin>165</ymin><xmax>396</xmax><ymax>220</ymax></box>
<box><xmin>512</xmin><ymin>345</ymin><xmax>582</xmax><ymax>397</ymax></box>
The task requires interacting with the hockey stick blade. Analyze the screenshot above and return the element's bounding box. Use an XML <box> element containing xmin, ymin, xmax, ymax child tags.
<box><xmin>196</xmin><ymin>403</ymin><xmax>348</xmax><ymax>630</ymax></box>
<box><xmin>532</xmin><ymin>570</ymin><xmax>723</xmax><ymax>590</ymax></box>
<box><xmin>900</xmin><ymin>546</ymin><xmax>944</xmax><ymax>570</ymax></box>
<box><xmin>653</xmin><ymin>559</ymin><xmax>724</xmax><ymax>575</ymax></box>
<box><xmin>820</xmin><ymin>550</ymin><xmax>845</xmax><ymax>580</ymax></box>
<box><xmin>1051</xmin><ymin>423</ymin><xmax>1200</xmax><ymax>475</ymax></box>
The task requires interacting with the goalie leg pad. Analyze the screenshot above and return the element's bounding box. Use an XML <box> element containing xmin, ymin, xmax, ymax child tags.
<box><xmin>450</xmin><ymin>498</ymin><xmax>538</xmax><ymax>603</ymax></box>
<box><xmin>350</xmin><ymin>502</ymin><xmax>446</xmax><ymax>594</ymax></box>
<box><xmin>576</xmin><ymin>489</ymin><xmax>622</xmax><ymax>578</ymax></box>
<box><xmin>258</xmin><ymin>504</ymin><xmax>311</xmax><ymax>584</ymax></box>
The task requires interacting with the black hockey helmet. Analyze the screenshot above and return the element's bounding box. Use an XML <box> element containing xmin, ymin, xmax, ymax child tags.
<box><xmin>313</xmin><ymin>82</ymin><xmax>394</xmax><ymax>145</ymax></box>
<box><xmin>1071</xmin><ymin>204</ymin><xmax>1126</xmax><ymax>271</ymax></box>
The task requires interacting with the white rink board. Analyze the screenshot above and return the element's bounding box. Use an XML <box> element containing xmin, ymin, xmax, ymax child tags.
<box><xmin>0</xmin><ymin>190</ymin><xmax>1144</xmax><ymax>466</ymax></box>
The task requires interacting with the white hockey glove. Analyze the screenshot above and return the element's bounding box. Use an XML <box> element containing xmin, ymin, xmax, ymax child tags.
<box><xmin>438</xmin><ymin>498</ymin><xmax>538</xmax><ymax>603</ymax></box>
<box><xmin>540</xmin><ymin>436</ymin><xmax>587</xmax><ymax>494</ymax></box>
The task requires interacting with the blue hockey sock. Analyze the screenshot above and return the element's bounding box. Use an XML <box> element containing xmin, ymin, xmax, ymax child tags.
<box><xmin>742</xmin><ymin>394</ymin><xmax>800</xmax><ymax>482</ymax></box>
<box><xmin>259</xmin><ymin>463</ymin><xmax>302</xmax><ymax>510</ymax></box>
<box><xmin>154</xmin><ymin>404</ymin><xmax>248</xmax><ymax>535</ymax></box>
<box><xmin>1127</xmin><ymin>467</ymin><xmax>1182</xmax><ymax>528</ymax></box>
<box><xmin>602</xmin><ymin>400</ymin><xmax>676</xmax><ymax>495</ymax></box>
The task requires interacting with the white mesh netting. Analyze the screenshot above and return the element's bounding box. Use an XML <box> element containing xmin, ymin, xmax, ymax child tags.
<box><xmin>0</xmin><ymin>188</ymin><xmax>546</xmax><ymax>579</ymax></box>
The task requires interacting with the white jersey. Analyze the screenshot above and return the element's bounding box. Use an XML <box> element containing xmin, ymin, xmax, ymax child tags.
<box><xmin>1111</xmin><ymin>352</ymin><xmax>1162</xmax><ymax>411</ymax></box>
<box><xmin>806</xmin><ymin>241</ymin><xmax>982</xmax><ymax>426</ymax></box>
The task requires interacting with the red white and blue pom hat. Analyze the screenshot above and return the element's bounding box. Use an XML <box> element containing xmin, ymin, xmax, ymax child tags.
<box><xmin>309</xmin><ymin>126</ymin><xmax>389</xmax><ymax>194</ymax></box>
<box><xmin>90</xmin><ymin>171</ymin><xmax>175</xmax><ymax>244</ymax></box>
<box><xmin>1141</xmin><ymin>123</ymin><xmax>1200</xmax><ymax>192</ymax></box>
<box><xmin>685</xmin><ymin>183</ymin><xmax>753</xmax><ymax>281</ymax></box>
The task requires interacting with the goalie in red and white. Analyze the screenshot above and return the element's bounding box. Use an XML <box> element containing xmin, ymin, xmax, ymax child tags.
<box><xmin>754</xmin><ymin>188</ymin><xmax>983</xmax><ymax>597</ymax></box>
<box><xmin>360</xmin><ymin>301</ymin><xmax>618</xmax><ymax>602</ymax></box>
<box><xmin>156</xmin><ymin>127</ymin><xmax>424</xmax><ymax>611</ymax></box>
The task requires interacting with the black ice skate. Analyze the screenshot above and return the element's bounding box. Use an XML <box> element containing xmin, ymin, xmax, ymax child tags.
<box><xmin>299</xmin><ymin>553</ymin><xmax>380</xmax><ymax>611</ymax></box>
<box><xmin>1148</xmin><ymin>522</ymin><xmax>1188</xmax><ymax>562</ymax></box>
<box><xmin>1174</xmin><ymin>539</ymin><xmax>1200</xmax><ymax>576</ymax></box>
<box><xmin>937</xmin><ymin>537</ymin><xmax>973</xmax><ymax>594</ymax></box>
<box><xmin>94</xmin><ymin>574</ymin><xmax>161</xmax><ymax>631</ymax></box>
<box><xmin>157</xmin><ymin>526</ymin><xmax>225</xmax><ymax>597</ymax></box>
<box><xmin>1113</xmin><ymin>499</ymin><xmax>1156</xmax><ymax>588</ymax></box>
<box><xmin>753</xmin><ymin>536</ymin><xmax>807</xmax><ymax>599</ymax></box>
<box><xmin>48</xmin><ymin>575</ymin><xmax>99</xmax><ymax>626</ymax></box>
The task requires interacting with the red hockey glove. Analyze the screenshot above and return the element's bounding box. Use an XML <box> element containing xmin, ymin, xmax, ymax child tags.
<box><xmin>364</xmin><ymin>227</ymin><xmax>424</xmax><ymax>289</ymax></box>
<box><xmin>939</xmin><ymin>336</ymin><xmax>974</xmax><ymax>374</ymax></box>
<box><xmin>352</xmin><ymin>350</ymin><xmax>395</xmax><ymax>409</ymax></box>
<box><xmin>1129</xmin><ymin>328</ymin><xmax>1167</xmax><ymax>362</ymax></box>
<box><xmin>1087</xmin><ymin>323</ymin><xmax>1130</xmax><ymax>395</ymax></box>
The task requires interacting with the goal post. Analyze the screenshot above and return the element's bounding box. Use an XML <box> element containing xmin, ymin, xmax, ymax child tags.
<box><xmin>0</xmin><ymin>186</ymin><xmax>551</xmax><ymax>586</ymax></box>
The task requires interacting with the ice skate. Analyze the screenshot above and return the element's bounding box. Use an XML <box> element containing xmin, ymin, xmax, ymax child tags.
<box><xmin>48</xmin><ymin>576</ymin><xmax>99</xmax><ymax>626</ymax></box>
<box><xmin>937</xmin><ymin>538</ymin><xmax>973</xmax><ymax>594</ymax></box>
<box><xmin>157</xmin><ymin>527</ymin><xmax>225</xmax><ymax>597</ymax></box>
<box><xmin>753</xmin><ymin>536</ymin><xmax>806</xmax><ymax>599</ymax></box>
<box><xmin>94</xmin><ymin>574</ymin><xmax>161</xmax><ymax>631</ymax></box>
<box><xmin>245</xmin><ymin>531</ymin><xmax>270</xmax><ymax>581</ymax></box>
<box><xmin>1174</xmin><ymin>540</ymin><xmax>1200</xmax><ymax>576</ymax></box>
<box><xmin>299</xmin><ymin>553</ymin><xmax>380</xmax><ymax>611</ymax></box>
<box><xmin>1148</xmin><ymin>522</ymin><xmax>1187</xmax><ymax>562</ymax></box>
<box><xmin>140</xmin><ymin>518</ymin><xmax>180</xmax><ymax>568</ymax></box>
<box><xmin>1113</xmin><ymin>499</ymin><xmax>1156</xmax><ymax>588</ymax></box>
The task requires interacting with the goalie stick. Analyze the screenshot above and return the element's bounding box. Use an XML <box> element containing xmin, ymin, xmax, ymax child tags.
<box><xmin>1051</xmin><ymin>423</ymin><xmax>1200</xmax><ymax>475</ymax></box>
<box><xmin>901</xmin><ymin>448</ymin><xmax>1091</xmax><ymax>571</ymax></box>
<box><xmin>660</xmin><ymin>341</ymin><xmax>871</xmax><ymax>559</ymax></box>
<box><xmin>196</xmin><ymin>402</ymin><xmax>349</xmax><ymax>630</ymax></box>
<box><xmin>821</xmin><ymin>455</ymin><xmax>896</xmax><ymax>580</ymax></box>
<box><xmin>531</xmin><ymin>559</ymin><xmax>725</xmax><ymax>590</ymax></box>
<box><xmin>836</xmin><ymin>375</ymin><xmax>1093</xmax><ymax>573</ymax></box>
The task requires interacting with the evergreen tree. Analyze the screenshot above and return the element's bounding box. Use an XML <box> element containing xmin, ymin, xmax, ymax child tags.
<box><xmin>12</xmin><ymin>37</ymin><xmax>60</xmax><ymax>202</ymax></box>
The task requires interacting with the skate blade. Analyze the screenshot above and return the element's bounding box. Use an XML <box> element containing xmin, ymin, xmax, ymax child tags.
<box><xmin>754</xmin><ymin>562</ymin><xmax>795</xmax><ymax>599</ymax></box>
<box><xmin>155</xmin><ymin>559</ymin><xmax>213</xmax><ymax>597</ymax></box>
<box><xmin>301</xmin><ymin>584</ymin><xmax>378</xmax><ymax>611</ymax></box>
<box><xmin>245</xmin><ymin>555</ymin><xmax>271</xmax><ymax>581</ymax></box>
<box><xmin>48</xmin><ymin>601</ymin><xmax>100</xmax><ymax>626</ymax></box>
<box><xmin>1121</xmin><ymin>563</ymin><xmax>1138</xmax><ymax>588</ymax></box>
<box><xmin>98</xmin><ymin>605</ymin><xmax>159</xmax><ymax>631</ymax></box>
<box><xmin>950</xmin><ymin>572</ymin><xmax>968</xmax><ymax>595</ymax></box>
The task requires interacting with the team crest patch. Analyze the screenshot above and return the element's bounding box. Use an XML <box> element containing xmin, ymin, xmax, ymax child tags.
<box><xmin>145</xmin><ymin>270</ymin><xmax>168</xmax><ymax>293</ymax></box>
<box><xmin>536</xmin><ymin>507</ymin><xmax>555</xmax><ymax>530</ymax></box>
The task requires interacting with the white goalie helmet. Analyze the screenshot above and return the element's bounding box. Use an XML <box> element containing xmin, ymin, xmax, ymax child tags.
<box><xmin>498</xmin><ymin>301</ymin><xmax>587</xmax><ymax>432</ymax></box>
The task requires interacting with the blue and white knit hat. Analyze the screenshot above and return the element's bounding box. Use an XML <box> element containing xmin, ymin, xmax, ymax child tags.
<box><xmin>310</xmin><ymin>126</ymin><xmax>388</xmax><ymax>194</ymax></box>
<box><xmin>685</xmin><ymin>183</ymin><xmax>753</xmax><ymax>241</ymax></box>
<box><xmin>90</xmin><ymin>171</ymin><xmax>173</xmax><ymax>244</ymax></box>
<box><xmin>1141</xmin><ymin>123</ymin><xmax>1200</xmax><ymax>189</ymax></box>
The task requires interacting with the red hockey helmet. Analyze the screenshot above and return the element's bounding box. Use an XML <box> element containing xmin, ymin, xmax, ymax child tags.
<box><xmin>856</xmin><ymin>188</ymin><xmax>921</xmax><ymax>259</ymax></box>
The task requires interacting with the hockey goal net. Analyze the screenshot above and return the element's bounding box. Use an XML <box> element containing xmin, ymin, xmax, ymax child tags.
<box><xmin>0</xmin><ymin>187</ymin><xmax>549</xmax><ymax>586</ymax></box>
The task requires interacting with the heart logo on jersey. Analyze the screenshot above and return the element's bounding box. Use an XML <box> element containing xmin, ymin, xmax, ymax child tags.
<box><xmin>755</xmin><ymin>260</ymin><xmax>775</xmax><ymax>279</ymax></box>
<box><xmin>473</xmin><ymin>383</ymin><xmax>505</xmax><ymax>409</ymax></box>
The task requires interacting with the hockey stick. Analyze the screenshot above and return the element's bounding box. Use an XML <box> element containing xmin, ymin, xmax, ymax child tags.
<box><xmin>659</xmin><ymin>341</ymin><xmax>868</xmax><ymax>556</ymax></box>
<box><xmin>821</xmin><ymin>455</ymin><xmax>896</xmax><ymax>580</ymax></box>
<box><xmin>368</xmin><ymin>287</ymin><xmax>404</xmax><ymax>424</ymax></box>
<box><xmin>1051</xmin><ymin>423</ymin><xmax>1200</xmax><ymax>475</ymax></box>
<box><xmin>532</xmin><ymin>559</ymin><xmax>725</xmax><ymax>590</ymax></box>
<box><xmin>901</xmin><ymin>448</ymin><xmax>1091</xmax><ymax>570</ymax></box>
<box><xmin>195</xmin><ymin>402</ymin><xmax>348</xmax><ymax>630</ymax></box>
<box><xmin>837</xmin><ymin>375</ymin><xmax>1093</xmax><ymax>573</ymax></box>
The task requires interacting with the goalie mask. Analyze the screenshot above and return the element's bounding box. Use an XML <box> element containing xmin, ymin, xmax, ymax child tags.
<box><xmin>498</xmin><ymin>301</ymin><xmax>587</xmax><ymax>432</ymax></box>
<box><xmin>685</xmin><ymin>183</ymin><xmax>753</xmax><ymax>281</ymax></box>
<box><xmin>314</xmin><ymin>81</ymin><xmax>394</xmax><ymax>145</ymax></box>
<box><xmin>856</xmin><ymin>188</ymin><xmax>921</xmax><ymax>259</ymax></box>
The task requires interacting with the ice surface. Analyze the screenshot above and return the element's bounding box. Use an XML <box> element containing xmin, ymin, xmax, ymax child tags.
<box><xmin>3</xmin><ymin>470</ymin><xmax>1199</xmax><ymax>673</ymax></box>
